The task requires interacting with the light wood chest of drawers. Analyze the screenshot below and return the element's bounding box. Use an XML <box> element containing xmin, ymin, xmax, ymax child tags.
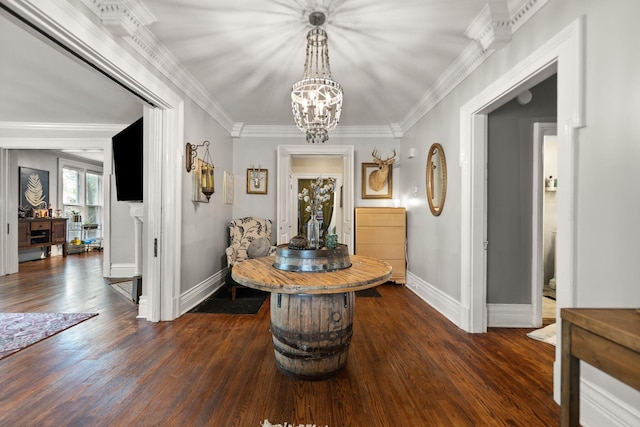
<box><xmin>354</xmin><ymin>207</ymin><xmax>406</xmax><ymax>284</ymax></box>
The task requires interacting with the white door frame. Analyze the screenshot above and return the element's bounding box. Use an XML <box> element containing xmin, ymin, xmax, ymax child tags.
<box><xmin>460</xmin><ymin>16</ymin><xmax>585</xmax><ymax>400</ymax></box>
<box><xmin>459</xmin><ymin>16</ymin><xmax>584</xmax><ymax>333</ymax></box>
<box><xmin>532</xmin><ymin>122</ymin><xmax>557</xmax><ymax>327</ymax></box>
<box><xmin>5</xmin><ymin>0</ymin><xmax>184</xmax><ymax>321</ymax></box>
<box><xmin>277</xmin><ymin>145</ymin><xmax>354</xmax><ymax>253</ymax></box>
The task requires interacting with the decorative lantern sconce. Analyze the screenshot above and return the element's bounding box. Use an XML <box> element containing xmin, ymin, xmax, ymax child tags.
<box><xmin>186</xmin><ymin>140</ymin><xmax>214</xmax><ymax>200</ymax></box>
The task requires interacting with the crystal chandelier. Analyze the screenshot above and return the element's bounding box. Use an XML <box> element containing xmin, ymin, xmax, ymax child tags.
<box><xmin>291</xmin><ymin>12</ymin><xmax>343</xmax><ymax>144</ymax></box>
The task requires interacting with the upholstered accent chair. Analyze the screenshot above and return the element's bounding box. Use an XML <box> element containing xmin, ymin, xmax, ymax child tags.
<box><xmin>225</xmin><ymin>217</ymin><xmax>277</xmax><ymax>300</ymax></box>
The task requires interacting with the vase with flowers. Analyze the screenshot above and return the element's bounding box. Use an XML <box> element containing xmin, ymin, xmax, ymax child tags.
<box><xmin>298</xmin><ymin>177</ymin><xmax>336</xmax><ymax>249</ymax></box>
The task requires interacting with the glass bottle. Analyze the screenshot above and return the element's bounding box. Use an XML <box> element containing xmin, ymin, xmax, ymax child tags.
<box><xmin>306</xmin><ymin>212</ymin><xmax>321</xmax><ymax>250</ymax></box>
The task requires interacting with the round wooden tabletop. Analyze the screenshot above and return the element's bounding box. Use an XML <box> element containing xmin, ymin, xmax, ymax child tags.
<box><xmin>231</xmin><ymin>255</ymin><xmax>392</xmax><ymax>295</ymax></box>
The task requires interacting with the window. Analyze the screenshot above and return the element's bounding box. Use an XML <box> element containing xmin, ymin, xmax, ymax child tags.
<box><xmin>62</xmin><ymin>167</ymin><xmax>81</xmax><ymax>218</ymax></box>
<box><xmin>61</xmin><ymin>164</ymin><xmax>102</xmax><ymax>225</ymax></box>
<box><xmin>85</xmin><ymin>172</ymin><xmax>101</xmax><ymax>224</ymax></box>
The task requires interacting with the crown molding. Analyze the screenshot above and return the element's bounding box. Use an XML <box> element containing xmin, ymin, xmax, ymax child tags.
<box><xmin>0</xmin><ymin>121</ymin><xmax>127</xmax><ymax>132</ymax></box>
<box><xmin>78</xmin><ymin>0</ymin><xmax>235</xmax><ymax>133</ymax></box>
<box><xmin>465</xmin><ymin>1</ymin><xmax>512</xmax><ymax>51</ymax></box>
<box><xmin>509</xmin><ymin>0</ymin><xmax>550</xmax><ymax>32</ymax></box>
<box><xmin>80</xmin><ymin>0</ymin><xmax>156</xmax><ymax>37</ymax></box>
<box><xmin>401</xmin><ymin>42</ymin><xmax>491</xmax><ymax>133</ymax></box>
<box><xmin>75</xmin><ymin>0</ymin><xmax>548</xmax><ymax>139</ymax></box>
<box><xmin>401</xmin><ymin>0</ymin><xmax>548</xmax><ymax>133</ymax></box>
<box><xmin>237</xmin><ymin>125</ymin><xmax>400</xmax><ymax>139</ymax></box>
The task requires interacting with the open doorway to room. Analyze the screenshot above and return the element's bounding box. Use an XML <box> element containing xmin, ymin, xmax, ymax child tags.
<box><xmin>533</xmin><ymin>124</ymin><xmax>558</xmax><ymax>326</ymax></box>
<box><xmin>485</xmin><ymin>75</ymin><xmax>557</xmax><ymax>328</ymax></box>
<box><xmin>292</xmin><ymin>155</ymin><xmax>343</xmax><ymax>242</ymax></box>
<box><xmin>0</xmin><ymin>8</ymin><xmax>143</xmax><ymax>298</ymax></box>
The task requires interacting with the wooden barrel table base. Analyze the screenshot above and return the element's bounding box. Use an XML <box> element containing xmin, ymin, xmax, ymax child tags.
<box><xmin>270</xmin><ymin>292</ymin><xmax>354</xmax><ymax>380</ymax></box>
<box><xmin>231</xmin><ymin>255</ymin><xmax>392</xmax><ymax>380</ymax></box>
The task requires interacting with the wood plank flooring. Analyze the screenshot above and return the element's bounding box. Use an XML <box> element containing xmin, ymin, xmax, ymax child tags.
<box><xmin>0</xmin><ymin>252</ymin><xmax>560</xmax><ymax>426</ymax></box>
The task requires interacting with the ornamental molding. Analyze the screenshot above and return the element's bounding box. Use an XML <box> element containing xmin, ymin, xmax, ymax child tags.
<box><xmin>76</xmin><ymin>0</ymin><xmax>549</xmax><ymax>138</ymax></box>
<box><xmin>401</xmin><ymin>0</ymin><xmax>548</xmax><ymax>133</ymax></box>
<box><xmin>238</xmin><ymin>125</ymin><xmax>399</xmax><ymax>139</ymax></box>
<box><xmin>79</xmin><ymin>0</ymin><xmax>235</xmax><ymax>133</ymax></box>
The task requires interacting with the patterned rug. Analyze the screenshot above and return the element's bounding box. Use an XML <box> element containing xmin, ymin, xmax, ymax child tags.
<box><xmin>0</xmin><ymin>312</ymin><xmax>98</xmax><ymax>360</ymax></box>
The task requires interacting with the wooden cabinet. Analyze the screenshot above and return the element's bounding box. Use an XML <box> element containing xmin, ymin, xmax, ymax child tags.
<box><xmin>18</xmin><ymin>218</ymin><xmax>68</xmax><ymax>257</ymax></box>
<box><xmin>355</xmin><ymin>207</ymin><xmax>406</xmax><ymax>284</ymax></box>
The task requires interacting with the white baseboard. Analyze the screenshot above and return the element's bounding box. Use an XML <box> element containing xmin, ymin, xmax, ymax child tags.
<box><xmin>407</xmin><ymin>272</ymin><xmax>638</xmax><ymax>426</ymax></box>
<box><xmin>405</xmin><ymin>271</ymin><xmax>460</xmax><ymax>326</ymax></box>
<box><xmin>109</xmin><ymin>263</ymin><xmax>136</xmax><ymax>278</ymax></box>
<box><xmin>487</xmin><ymin>303</ymin><xmax>534</xmax><ymax>327</ymax></box>
<box><xmin>137</xmin><ymin>295</ymin><xmax>147</xmax><ymax>319</ymax></box>
<box><xmin>179</xmin><ymin>268</ymin><xmax>228</xmax><ymax>315</ymax></box>
<box><xmin>580</xmin><ymin>379</ymin><xmax>640</xmax><ymax>427</ymax></box>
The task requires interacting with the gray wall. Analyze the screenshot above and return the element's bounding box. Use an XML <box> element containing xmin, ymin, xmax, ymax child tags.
<box><xmin>486</xmin><ymin>76</ymin><xmax>557</xmax><ymax>304</ymax></box>
<box><xmin>179</xmin><ymin>99</ymin><xmax>233</xmax><ymax>294</ymax></box>
<box><xmin>401</xmin><ymin>0</ymin><xmax>640</xmax><ymax>411</ymax></box>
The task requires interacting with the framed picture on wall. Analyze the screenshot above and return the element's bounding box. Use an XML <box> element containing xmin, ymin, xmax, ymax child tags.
<box><xmin>246</xmin><ymin>168</ymin><xmax>268</xmax><ymax>194</ymax></box>
<box><xmin>361</xmin><ymin>162</ymin><xmax>392</xmax><ymax>199</ymax></box>
<box><xmin>223</xmin><ymin>171</ymin><xmax>234</xmax><ymax>204</ymax></box>
<box><xmin>19</xmin><ymin>167</ymin><xmax>50</xmax><ymax>209</ymax></box>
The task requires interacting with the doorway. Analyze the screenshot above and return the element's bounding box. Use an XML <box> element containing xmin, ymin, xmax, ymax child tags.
<box><xmin>533</xmin><ymin>123</ymin><xmax>558</xmax><ymax>326</ymax></box>
<box><xmin>277</xmin><ymin>145</ymin><xmax>354</xmax><ymax>253</ymax></box>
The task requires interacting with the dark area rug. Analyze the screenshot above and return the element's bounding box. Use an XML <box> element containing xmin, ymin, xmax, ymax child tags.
<box><xmin>356</xmin><ymin>287</ymin><xmax>382</xmax><ymax>297</ymax></box>
<box><xmin>190</xmin><ymin>287</ymin><xmax>268</xmax><ymax>315</ymax></box>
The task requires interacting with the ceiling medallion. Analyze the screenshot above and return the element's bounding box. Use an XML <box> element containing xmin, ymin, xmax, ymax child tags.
<box><xmin>291</xmin><ymin>11</ymin><xmax>343</xmax><ymax>144</ymax></box>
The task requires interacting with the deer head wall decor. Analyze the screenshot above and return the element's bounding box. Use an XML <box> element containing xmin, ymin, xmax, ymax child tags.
<box><xmin>369</xmin><ymin>148</ymin><xmax>396</xmax><ymax>191</ymax></box>
<box><xmin>249</xmin><ymin>164</ymin><xmax>264</xmax><ymax>188</ymax></box>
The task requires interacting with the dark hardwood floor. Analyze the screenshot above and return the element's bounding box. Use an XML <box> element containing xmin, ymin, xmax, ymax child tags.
<box><xmin>0</xmin><ymin>252</ymin><xmax>560</xmax><ymax>426</ymax></box>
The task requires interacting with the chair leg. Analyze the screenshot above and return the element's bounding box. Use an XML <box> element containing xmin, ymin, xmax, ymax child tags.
<box><xmin>231</xmin><ymin>286</ymin><xmax>236</xmax><ymax>301</ymax></box>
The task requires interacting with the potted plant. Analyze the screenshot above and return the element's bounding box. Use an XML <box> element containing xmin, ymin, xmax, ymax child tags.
<box><xmin>71</xmin><ymin>210</ymin><xmax>82</xmax><ymax>222</ymax></box>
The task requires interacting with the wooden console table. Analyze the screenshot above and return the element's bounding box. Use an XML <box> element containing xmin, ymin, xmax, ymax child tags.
<box><xmin>232</xmin><ymin>255</ymin><xmax>392</xmax><ymax>380</ymax></box>
<box><xmin>18</xmin><ymin>218</ymin><xmax>68</xmax><ymax>257</ymax></box>
<box><xmin>561</xmin><ymin>308</ymin><xmax>640</xmax><ymax>426</ymax></box>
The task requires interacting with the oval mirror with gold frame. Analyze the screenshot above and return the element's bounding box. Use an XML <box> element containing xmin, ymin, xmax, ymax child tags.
<box><xmin>426</xmin><ymin>143</ymin><xmax>447</xmax><ymax>216</ymax></box>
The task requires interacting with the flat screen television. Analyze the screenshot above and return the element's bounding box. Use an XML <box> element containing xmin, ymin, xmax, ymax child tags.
<box><xmin>112</xmin><ymin>117</ymin><xmax>143</xmax><ymax>202</ymax></box>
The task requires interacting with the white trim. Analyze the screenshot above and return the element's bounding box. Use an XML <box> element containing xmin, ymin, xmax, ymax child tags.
<box><xmin>179</xmin><ymin>268</ymin><xmax>227</xmax><ymax>315</ymax></box>
<box><xmin>405</xmin><ymin>271</ymin><xmax>460</xmax><ymax>326</ymax></box>
<box><xmin>109</xmin><ymin>263</ymin><xmax>136</xmax><ymax>278</ymax></box>
<box><xmin>487</xmin><ymin>304</ymin><xmax>534</xmax><ymax>327</ymax></box>
<box><xmin>4</xmin><ymin>0</ymin><xmax>185</xmax><ymax>321</ymax></box>
<box><xmin>531</xmin><ymin>122</ymin><xmax>557</xmax><ymax>328</ymax></box>
<box><xmin>161</xmin><ymin>103</ymin><xmax>184</xmax><ymax>320</ymax></box>
<box><xmin>277</xmin><ymin>145</ymin><xmax>354</xmax><ymax>253</ymax></box>
<box><xmin>0</xmin><ymin>121</ymin><xmax>127</xmax><ymax>133</ymax></box>
<box><xmin>580</xmin><ymin>378</ymin><xmax>640</xmax><ymax>427</ymax></box>
<box><xmin>0</xmin><ymin>149</ymin><xmax>9</xmax><ymax>275</ymax></box>
<box><xmin>0</xmin><ymin>137</ymin><xmax>110</xmax><ymax>149</ymax></box>
<box><xmin>459</xmin><ymin>17</ymin><xmax>585</xmax><ymax>336</ymax></box>
<box><xmin>239</xmin><ymin>125</ymin><xmax>401</xmax><ymax>139</ymax></box>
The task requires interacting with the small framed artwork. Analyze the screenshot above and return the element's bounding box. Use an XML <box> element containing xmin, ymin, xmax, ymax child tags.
<box><xmin>246</xmin><ymin>168</ymin><xmax>268</xmax><ymax>194</ymax></box>
<box><xmin>362</xmin><ymin>162</ymin><xmax>392</xmax><ymax>199</ymax></box>
<box><xmin>223</xmin><ymin>171</ymin><xmax>234</xmax><ymax>204</ymax></box>
<box><xmin>19</xmin><ymin>167</ymin><xmax>50</xmax><ymax>208</ymax></box>
<box><xmin>192</xmin><ymin>158</ymin><xmax>212</xmax><ymax>203</ymax></box>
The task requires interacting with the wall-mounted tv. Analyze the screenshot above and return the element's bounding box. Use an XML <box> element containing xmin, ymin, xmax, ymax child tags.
<box><xmin>112</xmin><ymin>117</ymin><xmax>143</xmax><ymax>202</ymax></box>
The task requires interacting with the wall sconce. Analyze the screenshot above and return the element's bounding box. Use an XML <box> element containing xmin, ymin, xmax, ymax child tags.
<box><xmin>186</xmin><ymin>140</ymin><xmax>214</xmax><ymax>200</ymax></box>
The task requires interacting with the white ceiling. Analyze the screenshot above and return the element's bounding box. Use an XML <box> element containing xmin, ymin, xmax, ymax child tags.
<box><xmin>1</xmin><ymin>0</ymin><xmax>535</xmax><ymax>137</ymax></box>
<box><xmin>141</xmin><ymin>0</ymin><xmax>486</xmax><ymax>127</ymax></box>
<box><xmin>0</xmin><ymin>12</ymin><xmax>143</xmax><ymax>126</ymax></box>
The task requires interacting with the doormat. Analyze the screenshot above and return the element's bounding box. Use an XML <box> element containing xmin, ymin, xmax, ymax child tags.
<box><xmin>190</xmin><ymin>287</ymin><xmax>268</xmax><ymax>315</ymax></box>
<box><xmin>0</xmin><ymin>312</ymin><xmax>98</xmax><ymax>360</ymax></box>
<box><xmin>356</xmin><ymin>287</ymin><xmax>382</xmax><ymax>297</ymax></box>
